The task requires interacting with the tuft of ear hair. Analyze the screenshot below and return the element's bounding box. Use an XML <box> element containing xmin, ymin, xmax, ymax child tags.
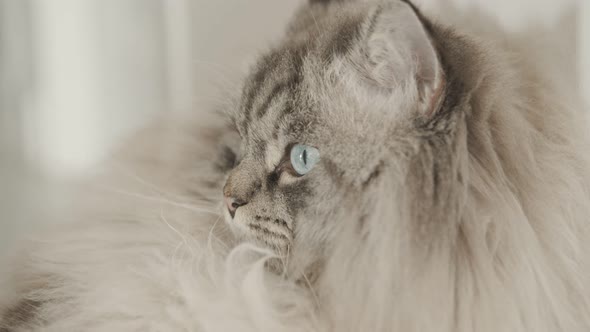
<box><xmin>357</xmin><ymin>1</ymin><xmax>445</xmax><ymax>117</ymax></box>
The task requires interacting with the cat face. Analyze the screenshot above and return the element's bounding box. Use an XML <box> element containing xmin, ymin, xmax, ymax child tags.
<box><xmin>222</xmin><ymin>0</ymin><xmax>446</xmax><ymax>275</ymax></box>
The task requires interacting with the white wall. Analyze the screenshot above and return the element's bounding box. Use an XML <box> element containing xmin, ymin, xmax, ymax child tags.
<box><xmin>0</xmin><ymin>0</ymin><xmax>173</xmax><ymax>250</ymax></box>
<box><xmin>26</xmin><ymin>0</ymin><xmax>169</xmax><ymax>176</ymax></box>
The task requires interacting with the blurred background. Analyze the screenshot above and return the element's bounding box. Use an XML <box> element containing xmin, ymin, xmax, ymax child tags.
<box><xmin>0</xmin><ymin>0</ymin><xmax>588</xmax><ymax>251</ymax></box>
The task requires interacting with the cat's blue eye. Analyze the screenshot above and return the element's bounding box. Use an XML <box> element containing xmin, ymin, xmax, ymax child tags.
<box><xmin>290</xmin><ymin>144</ymin><xmax>320</xmax><ymax>176</ymax></box>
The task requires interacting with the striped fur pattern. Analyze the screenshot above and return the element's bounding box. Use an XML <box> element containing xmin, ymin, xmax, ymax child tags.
<box><xmin>2</xmin><ymin>0</ymin><xmax>590</xmax><ymax>331</ymax></box>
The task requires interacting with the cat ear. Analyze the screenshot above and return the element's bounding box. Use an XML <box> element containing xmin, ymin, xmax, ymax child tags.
<box><xmin>357</xmin><ymin>1</ymin><xmax>445</xmax><ymax>117</ymax></box>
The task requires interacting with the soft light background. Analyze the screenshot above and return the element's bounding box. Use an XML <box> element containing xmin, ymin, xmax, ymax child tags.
<box><xmin>0</xmin><ymin>0</ymin><xmax>588</xmax><ymax>251</ymax></box>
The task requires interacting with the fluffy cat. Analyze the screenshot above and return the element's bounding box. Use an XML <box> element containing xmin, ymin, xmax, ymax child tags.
<box><xmin>2</xmin><ymin>0</ymin><xmax>589</xmax><ymax>331</ymax></box>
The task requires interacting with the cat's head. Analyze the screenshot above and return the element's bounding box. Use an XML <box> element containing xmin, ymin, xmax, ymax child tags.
<box><xmin>223</xmin><ymin>0</ymin><xmax>453</xmax><ymax>276</ymax></box>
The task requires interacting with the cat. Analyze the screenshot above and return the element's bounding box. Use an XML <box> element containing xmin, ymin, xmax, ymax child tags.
<box><xmin>2</xmin><ymin>0</ymin><xmax>590</xmax><ymax>331</ymax></box>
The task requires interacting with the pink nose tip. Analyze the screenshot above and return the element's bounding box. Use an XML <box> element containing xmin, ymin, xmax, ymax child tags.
<box><xmin>224</xmin><ymin>196</ymin><xmax>246</xmax><ymax>218</ymax></box>
<box><xmin>225</xmin><ymin>197</ymin><xmax>236</xmax><ymax>213</ymax></box>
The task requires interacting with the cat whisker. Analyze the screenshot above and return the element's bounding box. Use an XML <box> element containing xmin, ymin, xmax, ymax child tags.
<box><xmin>282</xmin><ymin>243</ymin><xmax>291</xmax><ymax>279</ymax></box>
<box><xmin>302</xmin><ymin>271</ymin><xmax>321</xmax><ymax>310</ymax></box>
<box><xmin>170</xmin><ymin>240</ymin><xmax>185</xmax><ymax>268</ymax></box>
<box><xmin>159</xmin><ymin>208</ymin><xmax>198</xmax><ymax>258</ymax></box>
<box><xmin>97</xmin><ymin>185</ymin><xmax>219</xmax><ymax>215</ymax></box>
<box><xmin>310</xmin><ymin>9</ymin><xmax>322</xmax><ymax>37</ymax></box>
<box><xmin>207</xmin><ymin>215</ymin><xmax>231</xmax><ymax>253</ymax></box>
<box><xmin>159</xmin><ymin>211</ymin><xmax>193</xmax><ymax>268</ymax></box>
<box><xmin>115</xmin><ymin>163</ymin><xmax>225</xmax><ymax>207</ymax></box>
<box><xmin>112</xmin><ymin>164</ymin><xmax>179</xmax><ymax>198</ymax></box>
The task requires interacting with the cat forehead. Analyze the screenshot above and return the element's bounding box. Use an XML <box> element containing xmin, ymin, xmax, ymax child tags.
<box><xmin>235</xmin><ymin>1</ymin><xmax>371</xmax><ymax>124</ymax></box>
<box><xmin>235</xmin><ymin>48</ymin><xmax>321</xmax><ymax>145</ymax></box>
<box><xmin>236</xmin><ymin>41</ymin><xmax>365</xmax><ymax>139</ymax></box>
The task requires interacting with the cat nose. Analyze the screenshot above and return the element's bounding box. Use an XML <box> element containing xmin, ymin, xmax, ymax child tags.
<box><xmin>224</xmin><ymin>195</ymin><xmax>247</xmax><ymax>218</ymax></box>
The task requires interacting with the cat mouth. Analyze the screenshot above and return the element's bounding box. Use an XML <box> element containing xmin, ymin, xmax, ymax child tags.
<box><xmin>225</xmin><ymin>211</ymin><xmax>293</xmax><ymax>251</ymax></box>
<box><xmin>253</xmin><ymin>215</ymin><xmax>292</xmax><ymax>232</ymax></box>
<box><xmin>247</xmin><ymin>221</ymin><xmax>292</xmax><ymax>242</ymax></box>
<box><xmin>245</xmin><ymin>221</ymin><xmax>292</xmax><ymax>255</ymax></box>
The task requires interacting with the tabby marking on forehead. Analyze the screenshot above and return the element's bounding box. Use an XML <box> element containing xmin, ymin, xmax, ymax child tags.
<box><xmin>240</xmin><ymin>45</ymin><xmax>307</xmax><ymax>136</ymax></box>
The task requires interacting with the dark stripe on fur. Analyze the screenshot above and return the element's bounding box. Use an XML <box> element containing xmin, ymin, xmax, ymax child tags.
<box><xmin>255</xmin><ymin>215</ymin><xmax>292</xmax><ymax>232</ymax></box>
<box><xmin>248</xmin><ymin>223</ymin><xmax>290</xmax><ymax>241</ymax></box>
<box><xmin>214</xmin><ymin>145</ymin><xmax>237</xmax><ymax>173</ymax></box>
<box><xmin>323</xmin><ymin>158</ymin><xmax>345</xmax><ymax>186</ymax></box>
<box><xmin>252</xmin><ymin>45</ymin><xmax>306</xmax><ymax>121</ymax></box>
<box><xmin>362</xmin><ymin>160</ymin><xmax>384</xmax><ymax>189</ymax></box>
<box><xmin>254</xmin><ymin>80</ymin><xmax>291</xmax><ymax>119</ymax></box>
<box><xmin>364</xmin><ymin>5</ymin><xmax>384</xmax><ymax>40</ymax></box>
<box><xmin>241</xmin><ymin>51</ymin><xmax>284</xmax><ymax>134</ymax></box>
<box><xmin>0</xmin><ymin>299</ymin><xmax>42</xmax><ymax>331</ymax></box>
<box><xmin>283</xmin><ymin>179</ymin><xmax>312</xmax><ymax>219</ymax></box>
<box><xmin>321</xmin><ymin>15</ymin><xmax>362</xmax><ymax>61</ymax></box>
